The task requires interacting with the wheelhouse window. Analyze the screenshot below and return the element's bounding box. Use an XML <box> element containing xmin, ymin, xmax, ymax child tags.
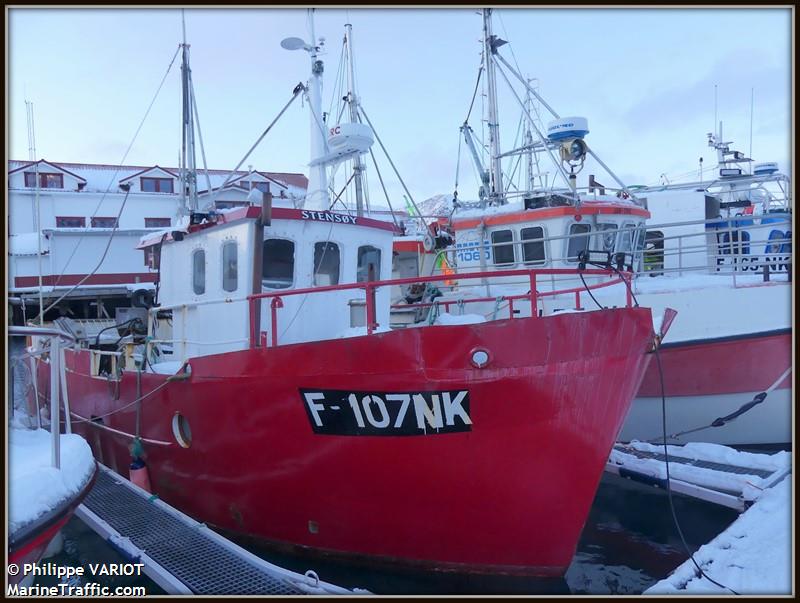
<box><xmin>141</xmin><ymin>177</ymin><xmax>174</xmax><ymax>193</ymax></box>
<box><xmin>313</xmin><ymin>242</ymin><xmax>340</xmax><ymax>286</ymax></box>
<box><xmin>595</xmin><ymin>223</ymin><xmax>618</xmax><ymax>253</ymax></box>
<box><xmin>643</xmin><ymin>230</ymin><xmax>664</xmax><ymax>273</ymax></box>
<box><xmin>25</xmin><ymin>172</ymin><xmax>64</xmax><ymax>189</ymax></box>
<box><xmin>357</xmin><ymin>246</ymin><xmax>382</xmax><ymax>282</ymax></box>
<box><xmin>491</xmin><ymin>230</ymin><xmax>515</xmax><ymax>265</ymax></box>
<box><xmin>192</xmin><ymin>249</ymin><xmax>206</xmax><ymax>295</ymax></box>
<box><xmin>520</xmin><ymin>226</ymin><xmax>546</xmax><ymax>264</ymax></box>
<box><xmin>567</xmin><ymin>223</ymin><xmax>592</xmax><ymax>262</ymax></box>
<box><xmin>262</xmin><ymin>239</ymin><xmax>295</xmax><ymax>289</ymax></box>
<box><xmin>56</xmin><ymin>216</ymin><xmax>86</xmax><ymax>228</ymax></box>
<box><xmin>222</xmin><ymin>241</ymin><xmax>238</xmax><ymax>292</ymax></box>
<box><xmin>145</xmin><ymin>217</ymin><xmax>171</xmax><ymax>228</ymax></box>
<box><xmin>91</xmin><ymin>216</ymin><xmax>118</xmax><ymax>228</ymax></box>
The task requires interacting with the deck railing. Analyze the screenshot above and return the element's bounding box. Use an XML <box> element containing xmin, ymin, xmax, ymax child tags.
<box><xmin>247</xmin><ymin>267</ymin><xmax>631</xmax><ymax>348</ymax></box>
<box><xmin>9</xmin><ymin>325</ymin><xmax>76</xmax><ymax>469</ymax></box>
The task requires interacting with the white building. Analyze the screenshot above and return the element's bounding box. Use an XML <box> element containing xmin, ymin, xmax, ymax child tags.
<box><xmin>7</xmin><ymin>159</ymin><xmax>308</xmax><ymax>321</ymax></box>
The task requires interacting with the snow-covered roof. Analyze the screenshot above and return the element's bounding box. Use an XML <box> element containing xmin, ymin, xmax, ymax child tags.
<box><xmin>8</xmin><ymin>159</ymin><xmax>308</xmax><ymax>193</ymax></box>
<box><xmin>8</xmin><ymin>159</ymin><xmax>87</xmax><ymax>182</ymax></box>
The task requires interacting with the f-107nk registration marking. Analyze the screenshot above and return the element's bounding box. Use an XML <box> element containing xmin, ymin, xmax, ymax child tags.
<box><xmin>300</xmin><ymin>389</ymin><xmax>472</xmax><ymax>436</ymax></box>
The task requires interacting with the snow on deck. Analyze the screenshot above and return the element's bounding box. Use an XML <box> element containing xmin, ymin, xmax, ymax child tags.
<box><xmin>8</xmin><ymin>425</ymin><xmax>96</xmax><ymax>534</ymax></box>
<box><xmin>645</xmin><ymin>475</ymin><xmax>791</xmax><ymax>595</ymax></box>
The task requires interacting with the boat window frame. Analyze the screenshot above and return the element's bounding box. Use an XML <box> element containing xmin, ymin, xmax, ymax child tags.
<box><xmin>262</xmin><ymin>237</ymin><xmax>296</xmax><ymax>290</ymax></box>
<box><xmin>221</xmin><ymin>239</ymin><xmax>238</xmax><ymax>293</ymax></box>
<box><xmin>313</xmin><ymin>241</ymin><xmax>341</xmax><ymax>287</ymax></box>
<box><xmin>595</xmin><ymin>222</ymin><xmax>618</xmax><ymax>254</ymax></box>
<box><xmin>356</xmin><ymin>245</ymin><xmax>382</xmax><ymax>282</ymax></box>
<box><xmin>192</xmin><ymin>247</ymin><xmax>206</xmax><ymax>296</ymax></box>
<box><xmin>491</xmin><ymin>229</ymin><xmax>516</xmax><ymax>266</ymax></box>
<box><xmin>566</xmin><ymin>222</ymin><xmax>592</xmax><ymax>262</ymax></box>
<box><xmin>520</xmin><ymin>225</ymin><xmax>547</xmax><ymax>265</ymax></box>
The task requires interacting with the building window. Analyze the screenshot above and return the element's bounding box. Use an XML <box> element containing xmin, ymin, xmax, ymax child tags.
<box><xmin>25</xmin><ymin>172</ymin><xmax>64</xmax><ymax>189</ymax></box>
<box><xmin>215</xmin><ymin>201</ymin><xmax>247</xmax><ymax>210</ymax></box>
<box><xmin>145</xmin><ymin>217</ymin><xmax>171</xmax><ymax>228</ymax></box>
<box><xmin>357</xmin><ymin>246</ymin><xmax>382</xmax><ymax>282</ymax></box>
<box><xmin>520</xmin><ymin>226</ymin><xmax>546</xmax><ymax>264</ymax></box>
<box><xmin>491</xmin><ymin>229</ymin><xmax>515</xmax><ymax>265</ymax></box>
<box><xmin>56</xmin><ymin>216</ymin><xmax>86</xmax><ymax>228</ymax></box>
<box><xmin>222</xmin><ymin>241</ymin><xmax>238</xmax><ymax>292</ymax></box>
<box><xmin>567</xmin><ymin>223</ymin><xmax>592</xmax><ymax>262</ymax></box>
<box><xmin>313</xmin><ymin>242</ymin><xmax>340</xmax><ymax>286</ymax></box>
<box><xmin>262</xmin><ymin>239</ymin><xmax>294</xmax><ymax>289</ymax></box>
<box><xmin>192</xmin><ymin>249</ymin><xmax>206</xmax><ymax>295</ymax></box>
<box><xmin>246</xmin><ymin>181</ymin><xmax>271</xmax><ymax>193</ymax></box>
<box><xmin>141</xmin><ymin>177</ymin><xmax>174</xmax><ymax>193</ymax></box>
<box><xmin>91</xmin><ymin>216</ymin><xmax>119</xmax><ymax>228</ymax></box>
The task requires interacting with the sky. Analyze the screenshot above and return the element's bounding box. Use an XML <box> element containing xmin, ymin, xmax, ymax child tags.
<box><xmin>7</xmin><ymin>7</ymin><xmax>792</xmax><ymax>205</ymax></box>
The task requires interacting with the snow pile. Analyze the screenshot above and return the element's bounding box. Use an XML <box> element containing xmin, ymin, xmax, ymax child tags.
<box><xmin>8</xmin><ymin>427</ymin><xmax>96</xmax><ymax>534</ymax></box>
<box><xmin>434</xmin><ymin>313</ymin><xmax>487</xmax><ymax>325</ymax></box>
<box><xmin>610</xmin><ymin>442</ymin><xmax>790</xmax><ymax>495</ymax></box>
<box><xmin>336</xmin><ymin>325</ymin><xmax>393</xmax><ymax>339</ymax></box>
<box><xmin>645</xmin><ymin>476</ymin><xmax>791</xmax><ymax>595</ymax></box>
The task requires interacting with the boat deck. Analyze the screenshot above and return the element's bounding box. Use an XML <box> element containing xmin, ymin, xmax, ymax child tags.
<box><xmin>76</xmin><ymin>465</ymin><xmax>357</xmax><ymax>595</ymax></box>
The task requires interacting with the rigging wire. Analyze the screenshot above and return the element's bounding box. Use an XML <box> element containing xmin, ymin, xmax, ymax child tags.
<box><xmin>654</xmin><ymin>345</ymin><xmax>740</xmax><ymax>596</ymax></box>
<box><xmin>49</xmin><ymin>45</ymin><xmax>181</xmax><ymax>289</ymax></box>
<box><xmin>36</xmin><ymin>186</ymin><xmax>134</xmax><ymax>321</ymax></box>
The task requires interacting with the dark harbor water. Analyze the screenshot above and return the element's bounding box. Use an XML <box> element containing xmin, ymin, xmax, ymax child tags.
<box><xmin>36</xmin><ymin>471</ymin><xmax>740</xmax><ymax>595</ymax></box>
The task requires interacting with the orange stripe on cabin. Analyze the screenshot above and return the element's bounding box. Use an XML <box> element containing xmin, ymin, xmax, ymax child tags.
<box><xmin>451</xmin><ymin>204</ymin><xmax>650</xmax><ymax>230</ymax></box>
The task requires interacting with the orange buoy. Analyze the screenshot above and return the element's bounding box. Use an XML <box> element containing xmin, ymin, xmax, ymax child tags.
<box><xmin>129</xmin><ymin>459</ymin><xmax>152</xmax><ymax>493</ymax></box>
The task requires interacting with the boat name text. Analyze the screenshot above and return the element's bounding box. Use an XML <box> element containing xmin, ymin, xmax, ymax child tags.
<box><xmin>300</xmin><ymin>210</ymin><xmax>358</xmax><ymax>225</ymax></box>
<box><xmin>301</xmin><ymin>389</ymin><xmax>472</xmax><ymax>436</ymax></box>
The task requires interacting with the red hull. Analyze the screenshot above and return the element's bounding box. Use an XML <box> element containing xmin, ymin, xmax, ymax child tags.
<box><xmin>637</xmin><ymin>329</ymin><xmax>791</xmax><ymax>397</ymax></box>
<box><xmin>8</xmin><ymin>468</ymin><xmax>96</xmax><ymax>585</ymax></box>
<box><xmin>53</xmin><ymin>308</ymin><xmax>654</xmax><ymax>575</ymax></box>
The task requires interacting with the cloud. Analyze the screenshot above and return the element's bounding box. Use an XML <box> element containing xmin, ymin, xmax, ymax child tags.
<box><xmin>622</xmin><ymin>49</ymin><xmax>789</xmax><ymax>135</ymax></box>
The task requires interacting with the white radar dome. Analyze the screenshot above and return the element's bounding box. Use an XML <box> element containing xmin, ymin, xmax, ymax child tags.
<box><xmin>546</xmin><ymin>117</ymin><xmax>589</xmax><ymax>141</ymax></box>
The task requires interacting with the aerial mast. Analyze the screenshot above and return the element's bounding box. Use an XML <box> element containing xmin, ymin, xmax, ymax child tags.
<box><xmin>482</xmin><ymin>8</ymin><xmax>505</xmax><ymax>205</ymax></box>
<box><xmin>345</xmin><ymin>22</ymin><xmax>366</xmax><ymax>217</ymax></box>
<box><xmin>180</xmin><ymin>10</ymin><xmax>198</xmax><ymax>214</ymax></box>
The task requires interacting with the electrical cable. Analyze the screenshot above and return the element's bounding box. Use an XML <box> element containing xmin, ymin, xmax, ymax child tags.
<box><xmin>655</xmin><ymin>344</ymin><xmax>740</xmax><ymax>595</ymax></box>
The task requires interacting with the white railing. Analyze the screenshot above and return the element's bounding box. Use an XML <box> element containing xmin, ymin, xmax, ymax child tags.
<box><xmin>9</xmin><ymin>325</ymin><xmax>77</xmax><ymax>469</ymax></box>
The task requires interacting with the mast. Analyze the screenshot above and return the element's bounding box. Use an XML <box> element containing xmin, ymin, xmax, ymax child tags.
<box><xmin>482</xmin><ymin>9</ymin><xmax>504</xmax><ymax>204</ymax></box>
<box><xmin>306</xmin><ymin>9</ymin><xmax>330</xmax><ymax>210</ymax></box>
<box><xmin>180</xmin><ymin>11</ymin><xmax>197</xmax><ymax>214</ymax></box>
<box><xmin>26</xmin><ymin>100</ymin><xmax>44</xmax><ymax>324</ymax></box>
<box><xmin>523</xmin><ymin>81</ymin><xmax>534</xmax><ymax>193</ymax></box>
<box><xmin>345</xmin><ymin>22</ymin><xmax>365</xmax><ymax>217</ymax></box>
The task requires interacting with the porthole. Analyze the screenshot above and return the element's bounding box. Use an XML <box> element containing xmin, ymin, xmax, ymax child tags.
<box><xmin>172</xmin><ymin>413</ymin><xmax>192</xmax><ymax>448</ymax></box>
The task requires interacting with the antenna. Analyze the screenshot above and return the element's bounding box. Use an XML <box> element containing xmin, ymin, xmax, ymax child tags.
<box><xmin>25</xmin><ymin>98</ymin><xmax>45</xmax><ymax>324</ymax></box>
<box><xmin>713</xmin><ymin>84</ymin><xmax>718</xmax><ymax>138</ymax></box>
<box><xmin>749</xmin><ymin>87</ymin><xmax>754</xmax><ymax>173</ymax></box>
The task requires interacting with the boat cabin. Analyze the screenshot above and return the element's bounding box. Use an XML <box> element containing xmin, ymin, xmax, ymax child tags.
<box><xmin>448</xmin><ymin>196</ymin><xmax>650</xmax><ymax>285</ymax></box>
<box><xmin>139</xmin><ymin>203</ymin><xmax>396</xmax><ymax>362</ymax></box>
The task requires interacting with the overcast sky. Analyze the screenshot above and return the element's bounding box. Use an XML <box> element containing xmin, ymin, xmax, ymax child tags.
<box><xmin>8</xmin><ymin>7</ymin><xmax>791</xmax><ymax>204</ymax></box>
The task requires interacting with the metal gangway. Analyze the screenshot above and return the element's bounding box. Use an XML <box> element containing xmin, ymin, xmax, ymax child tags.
<box><xmin>606</xmin><ymin>442</ymin><xmax>790</xmax><ymax>512</ymax></box>
<box><xmin>76</xmin><ymin>464</ymin><xmax>361</xmax><ymax>595</ymax></box>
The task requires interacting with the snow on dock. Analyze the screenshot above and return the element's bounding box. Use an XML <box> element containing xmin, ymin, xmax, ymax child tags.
<box><xmin>607</xmin><ymin>441</ymin><xmax>790</xmax><ymax>511</ymax></box>
<box><xmin>645</xmin><ymin>475</ymin><xmax>791</xmax><ymax>595</ymax></box>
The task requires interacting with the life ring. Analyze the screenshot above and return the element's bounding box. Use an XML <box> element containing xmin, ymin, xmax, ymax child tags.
<box><xmin>422</xmin><ymin>232</ymin><xmax>435</xmax><ymax>253</ymax></box>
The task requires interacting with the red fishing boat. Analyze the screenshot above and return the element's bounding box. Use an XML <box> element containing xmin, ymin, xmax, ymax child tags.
<box><xmin>28</xmin><ymin>11</ymin><xmax>669</xmax><ymax>577</ymax></box>
<box><xmin>30</xmin><ymin>199</ymin><xmax>667</xmax><ymax>576</ymax></box>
